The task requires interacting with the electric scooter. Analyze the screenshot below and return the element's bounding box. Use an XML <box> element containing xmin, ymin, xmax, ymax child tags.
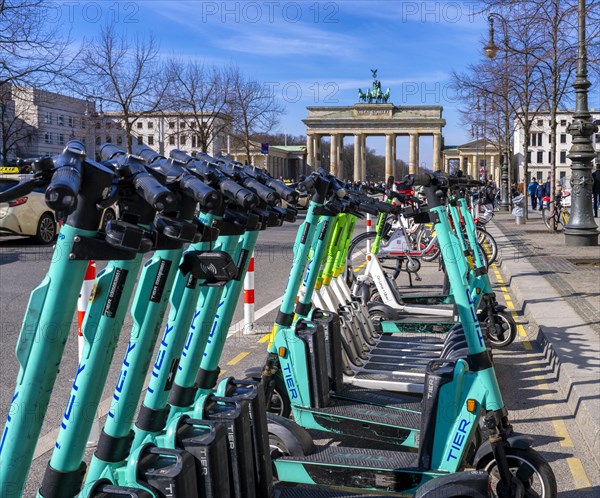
<box><xmin>257</xmin><ymin>171</ymin><xmax>556</xmax><ymax>496</ymax></box>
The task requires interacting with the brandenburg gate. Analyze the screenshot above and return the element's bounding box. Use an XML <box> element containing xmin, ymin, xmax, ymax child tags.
<box><xmin>303</xmin><ymin>71</ymin><xmax>446</xmax><ymax>180</ymax></box>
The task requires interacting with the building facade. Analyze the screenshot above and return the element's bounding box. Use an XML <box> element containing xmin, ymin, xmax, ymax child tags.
<box><xmin>442</xmin><ymin>138</ymin><xmax>501</xmax><ymax>183</ymax></box>
<box><xmin>228</xmin><ymin>143</ymin><xmax>307</xmax><ymax>180</ymax></box>
<box><xmin>513</xmin><ymin>110</ymin><xmax>600</xmax><ymax>184</ymax></box>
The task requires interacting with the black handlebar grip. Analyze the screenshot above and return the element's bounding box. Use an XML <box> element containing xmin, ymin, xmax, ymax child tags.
<box><xmin>266</xmin><ymin>178</ymin><xmax>299</xmax><ymax>203</ymax></box>
<box><xmin>404</xmin><ymin>174</ymin><xmax>434</xmax><ymax>187</ymax></box>
<box><xmin>375</xmin><ymin>201</ymin><xmax>393</xmax><ymax>213</ymax></box>
<box><xmin>132</xmin><ymin>172</ymin><xmax>176</xmax><ymax>212</ymax></box>
<box><xmin>297</xmin><ymin>172</ymin><xmax>319</xmax><ymax>192</ymax></box>
<box><xmin>219</xmin><ymin>178</ymin><xmax>258</xmax><ymax>209</ymax></box>
<box><xmin>169</xmin><ymin>149</ymin><xmax>193</xmax><ymax>164</ymax></box>
<box><xmin>387</xmin><ymin>191</ymin><xmax>406</xmax><ymax>202</ymax></box>
<box><xmin>358</xmin><ymin>202</ymin><xmax>379</xmax><ymax>216</ymax></box>
<box><xmin>180</xmin><ymin>174</ymin><xmax>222</xmax><ymax>211</ymax></box>
<box><xmin>244</xmin><ymin>177</ymin><xmax>279</xmax><ymax>205</ymax></box>
<box><xmin>99</xmin><ymin>143</ymin><xmax>126</xmax><ymax>162</ymax></box>
<box><xmin>0</xmin><ymin>178</ymin><xmax>40</xmax><ymax>203</ymax></box>
<box><xmin>45</xmin><ymin>165</ymin><xmax>82</xmax><ymax>213</ymax></box>
<box><xmin>134</xmin><ymin>144</ymin><xmax>163</xmax><ymax>164</ymax></box>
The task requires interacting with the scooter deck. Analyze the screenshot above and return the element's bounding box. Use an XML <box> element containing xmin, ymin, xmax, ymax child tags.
<box><xmin>376</xmin><ymin>320</ymin><xmax>456</xmax><ymax>334</ymax></box>
<box><xmin>277</xmin><ymin>444</ymin><xmax>417</xmax><ymax>469</ymax></box>
<box><xmin>275</xmin><ymin>486</ymin><xmax>402</xmax><ymax>497</ymax></box>
<box><xmin>332</xmin><ymin>386</ymin><xmax>422</xmax><ymax>412</ymax></box>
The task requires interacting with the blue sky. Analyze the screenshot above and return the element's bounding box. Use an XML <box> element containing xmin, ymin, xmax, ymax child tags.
<box><xmin>53</xmin><ymin>0</ymin><xmax>500</xmax><ymax>166</ymax></box>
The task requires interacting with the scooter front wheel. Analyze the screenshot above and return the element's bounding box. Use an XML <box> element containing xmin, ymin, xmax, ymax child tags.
<box><xmin>484</xmin><ymin>310</ymin><xmax>517</xmax><ymax>349</ymax></box>
<box><xmin>480</xmin><ymin>447</ymin><xmax>557</xmax><ymax>498</ymax></box>
<box><xmin>267</xmin><ymin>375</ymin><xmax>292</xmax><ymax>418</ymax></box>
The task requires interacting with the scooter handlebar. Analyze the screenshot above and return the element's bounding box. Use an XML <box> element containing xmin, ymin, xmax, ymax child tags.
<box><xmin>264</xmin><ymin>178</ymin><xmax>299</xmax><ymax>203</ymax></box>
<box><xmin>243</xmin><ymin>177</ymin><xmax>279</xmax><ymax>205</ymax></box>
<box><xmin>0</xmin><ymin>177</ymin><xmax>42</xmax><ymax>203</ymax></box>
<box><xmin>132</xmin><ymin>172</ymin><xmax>176</xmax><ymax>212</ymax></box>
<box><xmin>180</xmin><ymin>174</ymin><xmax>222</xmax><ymax>211</ymax></box>
<box><xmin>45</xmin><ymin>142</ymin><xmax>86</xmax><ymax>213</ymax></box>
<box><xmin>219</xmin><ymin>178</ymin><xmax>258</xmax><ymax>209</ymax></box>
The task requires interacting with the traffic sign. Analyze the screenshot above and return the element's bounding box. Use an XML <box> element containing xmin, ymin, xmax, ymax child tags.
<box><xmin>261</xmin><ymin>143</ymin><xmax>269</xmax><ymax>155</ymax></box>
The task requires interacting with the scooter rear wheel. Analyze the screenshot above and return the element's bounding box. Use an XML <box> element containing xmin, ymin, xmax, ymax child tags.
<box><xmin>482</xmin><ymin>310</ymin><xmax>517</xmax><ymax>349</ymax></box>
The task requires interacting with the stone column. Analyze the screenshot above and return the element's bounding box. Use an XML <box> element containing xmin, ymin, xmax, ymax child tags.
<box><xmin>336</xmin><ymin>134</ymin><xmax>343</xmax><ymax>178</ymax></box>
<box><xmin>361</xmin><ymin>134</ymin><xmax>367</xmax><ymax>181</ymax></box>
<box><xmin>432</xmin><ymin>133</ymin><xmax>442</xmax><ymax>172</ymax></box>
<box><xmin>409</xmin><ymin>133</ymin><xmax>419</xmax><ymax>174</ymax></box>
<box><xmin>391</xmin><ymin>137</ymin><xmax>397</xmax><ymax>178</ymax></box>
<box><xmin>330</xmin><ymin>134</ymin><xmax>339</xmax><ymax>176</ymax></box>
<box><xmin>306</xmin><ymin>134</ymin><xmax>314</xmax><ymax>170</ymax></box>
<box><xmin>385</xmin><ymin>133</ymin><xmax>394</xmax><ymax>179</ymax></box>
<box><xmin>354</xmin><ymin>134</ymin><xmax>361</xmax><ymax>181</ymax></box>
<box><xmin>314</xmin><ymin>135</ymin><xmax>321</xmax><ymax>168</ymax></box>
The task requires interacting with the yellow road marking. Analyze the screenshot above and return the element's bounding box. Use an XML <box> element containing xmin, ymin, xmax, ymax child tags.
<box><xmin>250</xmin><ymin>345</ymin><xmax>257</xmax><ymax>349</ymax></box>
<box><xmin>567</xmin><ymin>458</ymin><xmax>592</xmax><ymax>489</ymax></box>
<box><xmin>552</xmin><ymin>419</ymin><xmax>574</xmax><ymax>447</ymax></box>
<box><xmin>522</xmin><ymin>340</ymin><xmax>532</xmax><ymax>350</ymax></box>
<box><xmin>218</xmin><ymin>369</ymin><xmax>227</xmax><ymax>378</ymax></box>
<box><xmin>517</xmin><ymin>324</ymin><xmax>528</xmax><ymax>338</ymax></box>
<box><xmin>258</xmin><ymin>333</ymin><xmax>271</xmax><ymax>343</ymax></box>
<box><xmin>227</xmin><ymin>352</ymin><xmax>249</xmax><ymax>366</ymax></box>
<box><xmin>353</xmin><ymin>261</ymin><xmax>368</xmax><ymax>273</ymax></box>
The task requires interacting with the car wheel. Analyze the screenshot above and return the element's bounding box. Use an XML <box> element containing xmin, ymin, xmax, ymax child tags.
<box><xmin>33</xmin><ymin>213</ymin><xmax>56</xmax><ymax>244</ymax></box>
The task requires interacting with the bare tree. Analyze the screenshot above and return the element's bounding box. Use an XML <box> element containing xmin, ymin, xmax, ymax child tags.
<box><xmin>165</xmin><ymin>60</ymin><xmax>232</xmax><ymax>153</ymax></box>
<box><xmin>229</xmin><ymin>68</ymin><xmax>285</xmax><ymax>164</ymax></box>
<box><xmin>0</xmin><ymin>0</ymin><xmax>75</xmax><ymax>161</ymax></box>
<box><xmin>76</xmin><ymin>24</ymin><xmax>168</xmax><ymax>152</ymax></box>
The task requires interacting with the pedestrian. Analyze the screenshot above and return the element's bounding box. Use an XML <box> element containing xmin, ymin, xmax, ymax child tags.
<box><xmin>528</xmin><ymin>177</ymin><xmax>538</xmax><ymax>210</ymax></box>
<box><xmin>542</xmin><ymin>176</ymin><xmax>552</xmax><ymax>209</ymax></box>
<box><xmin>536</xmin><ymin>179</ymin><xmax>544</xmax><ymax>211</ymax></box>
<box><xmin>592</xmin><ymin>164</ymin><xmax>600</xmax><ymax>217</ymax></box>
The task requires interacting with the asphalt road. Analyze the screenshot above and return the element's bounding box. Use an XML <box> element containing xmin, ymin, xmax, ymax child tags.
<box><xmin>0</xmin><ymin>214</ymin><xmax>598</xmax><ymax>496</ymax></box>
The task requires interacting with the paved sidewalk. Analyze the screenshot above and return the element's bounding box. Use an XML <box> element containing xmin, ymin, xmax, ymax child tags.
<box><xmin>487</xmin><ymin>211</ymin><xmax>600</xmax><ymax>468</ymax></box>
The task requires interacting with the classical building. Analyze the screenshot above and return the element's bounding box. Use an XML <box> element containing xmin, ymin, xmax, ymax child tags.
<box><xmin>95</xmin><ymin>111</ymin><xmax>228</xmax><ymax>159</ymax></box>
<box><xmin>513</xmin><ymin>109</ymin><xmax>600</xmax><ymax>183</ymax></box>
<box><xmin>227</xmin><ymin>143</ymin><xmax>307</xmax><ymax>180</ymax></box>
<box><xmin>303</xmin><ymin>72</ymin><xmax>446</xmax><ymax>181</ymax></box>
<box><xmin>442</xmin><ymin>138</ymin><xmax>501</xmax><ymax>182</ymax></box>
<box><xmin>1</xmin><ymin>85</ymin><xmax>92</xmax><ymax>160</ymax></box>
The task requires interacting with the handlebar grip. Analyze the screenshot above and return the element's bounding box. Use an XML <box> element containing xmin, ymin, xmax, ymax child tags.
<box><xmin>243</xmin><ymin>177</ymin><xmax>279</xmax><ymax>205</ymax></box>
<box><xmin>132</xmin><ymin>172</ymin><xmax>176</xmax><ymax>212</ymax></box>
<box><xmin>387</xmin><ymin>190</ymin><xmax>406</xmax><ymax>202</ymax></box>
<box><xmin>169</xmin><ymin>149</ymin><xmax>193</xmax><ymax>164</ymax></box>
<box><xmin>219</xmin><ymin>178</ymin><xmax>258</xmax><ymax>209</ymax></box>
<box><xmin>297</xmin><ymin>173</ymin><xmax>318</xmax><ymax>192</ymax></box>
<box><xmin>0</xmin><ymin>178</ymin><xmax>40</xmax><ymax>203</ymax></box>
<box><xmin>265</xmin><ymin>178</ymin><xmax>299</xmax><ymax>203</ymax></box>
<box><xmin>99</xmin><ymin>143</ymin><xmax>125</xmax><ymax>162</ymax></box>
<box><xmin>358</xmin><ymin>202</ymin><xmax>380</xmax><ymax>216</ymax></box>
<box><xmin>134</xmin><ymin>144</ymin><xmax>163</xmax><ymax>164</ymax></box>
<box><xmin>404</xmin><ymin>174</ymin><xmax>433</xmax><ymax>187</ymax></box>
<box><xmin>180</xmin><ymin>174</ymin><xmax>222</xmax><ymax>211</ymax></box>
<box><xmin>45</xmin><ymin>165</ymin><xmax>81</xmax><ymax>212</ymax></box>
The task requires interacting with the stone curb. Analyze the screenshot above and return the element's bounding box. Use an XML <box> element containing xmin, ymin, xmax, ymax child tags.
<box><xmin>487</xmin><ymin>220</ymin><xmax>600</xmax><ymax>468</ymax></box>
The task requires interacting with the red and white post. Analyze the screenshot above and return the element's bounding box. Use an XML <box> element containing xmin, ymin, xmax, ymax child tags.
<box><xmin>366</xmin><ymin>214</ymin><xmax>373</xmax><ymax>253</ymax></box>
<box><xmin>77</xmin><ymin>260</ymin><xmax>100</xmax><ymax>446</ymax></box>
<box><xmin>243</xmin><ymin>252</ymin><xmax>255</xmax><ymax>334</ymax></box>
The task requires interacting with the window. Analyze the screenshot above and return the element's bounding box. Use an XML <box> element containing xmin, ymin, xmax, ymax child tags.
<box><xmin>58</xmin><ymin>115</ymin><xmax>64</xmax><ymax>126</ymax></box>
<box><xmin>560</xmin><ymin>119</ymin><xmax>567</xmax><ymax>126</ymax></box>
<box><xmin>527</xmin><ymin>151</ymin><xmax>531</xmax><ymax>164</ymax></box>
<box><xmin>169</xmin><ymin>135</ymin><xmax>175</xmax><ymax>145</ymax></box>
<box><xmin>560</xmin><ymin>151</ymin><xmax>567</xmax><ymax>163</ymax></box>
<box><xmin>116</xmin><ymin>135</ymin><xmax>122</xmax><ymax>145</ymax></box>
<box><xmin>44</xmin><ymin>112</ymin><xmax>52</xmax><ymax>125</ymax></box>
<box><xmin>529</xmin><ymin>132</ymin><xmax>543</xmax><ymax>147</ymax></box>
<box><xmin>537</xmin><ymin>119</ymin><xmax>543</xmax><ymax>127</ymax></box>
<box><xmin>180</xmin><ymin>135</ymin><xmax>186</xmax><ymax>145</ymax></box>
<box><xmin>560</xmin><ymin>134</ymin><xmax>567</xmax><ymax>144</ymax></box>
<box><xmin>548</xmin><ymin>152</ymin><xmax>552</xmax><ymax>164</ymax></box>
<box><xmin>595</xmin><ymin>134</ymin><xmax>600</xmax><ymax>144</ymax></box>
<box><xmin>169</xmin><ymin>122</ymin><xmax>175</xmax><ymax>129</ymax></box>
<box><xmin>96</xmin><ymin>136</ymin><xmax>101</xmax><ymax>146</ymax></box>
<box><xmin>137</xmin><ymin>136</ymin><xmax>143</xmax><ymax>145</ymax></box>
<box><xmin>537</xmin><ymin>151</ymin><xmax>543</xmax><ymax>163</ymax></box>
<box><xmin>105</xmin><ymin>136</ymin><xmax>112</xmax><ymax>144</ymax></box>
<box><xmin>536</xmin><ymin>172</ymin><xmax>543</xmax><ymax>180</ymax></box>
<box><xmin>95</xmin><ymin>122</ymin><xmax>101</xmax><ymax>130</ymax></box>
<box><xmin>560</xmin><ymin>171</ymin><xmax>566</xmax><ymax>180</ymax></box>
<box><xmin>44</xmin><ymin>132</ymin><xmax>52</xmax><ymax>144</ymax></box>
<box><xmin>81</xmin><ymin>119</ymin><xmax>86</xmax><ymax>129</ymax></box>
<box><xmin>192</xmin><ymin>135</ymin><xmax>197</xmax><ymax>148</ymax></box>
<box><xmin>58</xmin><ymin>134</ymin><xmax>64</xmax><ymax>145</ymax></box>
<box><xmin>81</xmin><ymin>138</ymin><xmax>86</xmax><ymax>145</ymax></box>
<box><xmin>147</xmin><ymin>121</ymin><xmax>154</xmax><ymax>129</ymax></box>
<box><xmin>137</xmin><ymin>122</ymin><xmax>143</xmax><ymax>129</ymax></box>
<box><xmin>538</xmin><ymin>133</ymin><xmax>543</xmax><ymax>146</ymax></box>
<box><xmin>190</xmin><ymin>122</ymin><xmax>196</xmax><ymax>129</ymax></box>
<box><xmin>181</xmin><ymin>122</ymin><xmax>186</xmax><ymax>129</ymax></box>
<box><xmin>68</xmin><ymin>116</ymin><xmax>74</xmax><ymax>127</ymax></box>
<box><xmin>148</xmin><ymin>135</ymin><xmax>154</xmax><ymax>145</ymax></box>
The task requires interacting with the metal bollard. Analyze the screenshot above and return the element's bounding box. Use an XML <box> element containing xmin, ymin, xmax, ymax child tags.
<box><xmin>243</xmin><ymin>252</ymin><xmax>255</xmax><ymax>334</ymax></box>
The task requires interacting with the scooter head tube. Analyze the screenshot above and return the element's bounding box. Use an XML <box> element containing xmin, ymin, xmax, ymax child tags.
<box><xmin>45</xmin><ymin>141</ymin><xmax>87</xmax><ymax>214</ymax></box>
<box><xmin>88</xmin><ymin>479</ymin><xmax>154</xmax><ymax>497</ymax></box>
<box><xmin>104</xmin><ymin>220</ymin><xmax>155</xmax><ymax>253</ymax></box>
<box><xmin>178</xmin><ymin>250</ymin><xmax>238</xmax><ymax>284</ymax></box>
<box><xmin>153</xmin><ymin>213</ymin><xmax>200</xmax><ymax>243</ymax></box>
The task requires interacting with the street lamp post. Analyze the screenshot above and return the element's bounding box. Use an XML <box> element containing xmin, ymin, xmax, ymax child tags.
<box><xmin>84</xmin><ymin>96</ymin><xmax>104</xmax><ymax>160</ymax></box>
<box><xmin>484</xmin><ymin>13</ymin><xmax>511</xmax><ymax>211</ymax></box>
<box><xmin>564</xmin><ymin>0</ymin><xmax>598</xmax><ymax>246</ymax></box>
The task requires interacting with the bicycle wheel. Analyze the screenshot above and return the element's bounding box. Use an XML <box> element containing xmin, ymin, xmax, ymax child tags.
<box><xmin>347</xmin><ymin>231</ymin><xmax>402</xmax><ymax>281</ymax></box>
<box><xmin>476</xmin><ymin>227</ymin><xmax>498</xmax><ymax>266</ymax></box>
<box><xmin>560</xmin><ymin>208</ymin><xmax>570</xmax><ymax>227</ymax></box>
<box><xmin>541</xmin><ymin>208</ymin><xmax>554</xmax><ymax>230</ymax></box>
